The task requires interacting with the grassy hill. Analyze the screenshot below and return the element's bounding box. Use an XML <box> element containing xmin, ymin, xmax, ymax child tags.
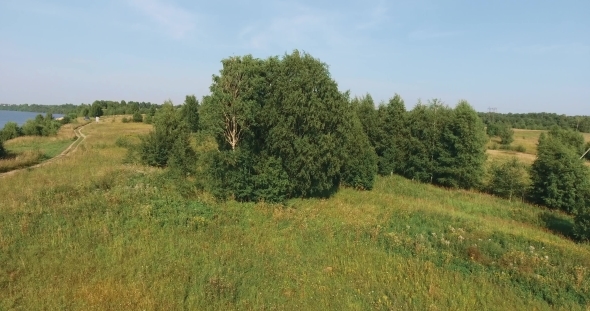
<box><xmin>1</xmin><ymin>117</ymin><xmax>589</xmax><ymax>310</ymax></box>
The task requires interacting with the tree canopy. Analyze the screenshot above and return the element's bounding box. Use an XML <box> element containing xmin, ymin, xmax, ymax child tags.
<box><xmin>199</xmin><ymin>51</ymin><xmax>376</xmax><ymax>201</ymax></box>
<box><xmin>529</xmin><ymin>132</ymin><xmax>590</xmax><ymax>213</ymax></box>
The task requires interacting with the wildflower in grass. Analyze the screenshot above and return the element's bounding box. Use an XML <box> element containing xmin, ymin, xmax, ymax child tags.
<box><xmin>529</xmin><ymin>246</ymin><xmax>535</xmax><ymax>252</ymax></box>
<box><xmin>458</xmin><ymin>235</ymin><xmax>464</xmax><ymax>242</ymax></box>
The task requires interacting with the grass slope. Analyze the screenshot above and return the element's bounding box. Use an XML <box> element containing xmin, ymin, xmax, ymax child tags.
<box><xmin>0</xmin><ymin>117</ymin><xmax>589</xmax><ymax>310</ymax></box>
<box><xmin>0</xmin><ymin>122</ymin><xmax>81</xmax><ymax>173</ymax></box>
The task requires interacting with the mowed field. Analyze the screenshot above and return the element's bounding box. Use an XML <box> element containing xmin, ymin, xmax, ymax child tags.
<box><xmin>1</xmin><ymin>118</ymin><xmax>590</xmax><ymax>310</ymax></box>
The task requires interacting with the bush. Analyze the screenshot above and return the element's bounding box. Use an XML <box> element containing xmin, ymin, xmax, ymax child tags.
<box><xmin>59</xmin><ymin>115</ymin><xmax>71</xmax><ymax>124</ymax></box>
<box><xmin>514</xmin><ymin>144</ymin><xmax>526</xmax><ymax>153</ymax></box>
<box><xmin>115</xmin><ymin>136</ymin><xmax>132</xmax><ymax>148</ymax></box>
<box><xmin>19</xmin><ymin>114</ymin><xmax>61</xmax><ymax>136</ymax></box>
<box><xmin>486</xmin><ymin>123</ymin><xmax>499</xmax><ymax>137</ymax></box>
<box><xmin>0</xmin><ymin>140</ymin><xmax>6</xmax><ymax>158</ymax></box>
<box><xmin>140</xmin><ymin>101</ymin><xmax>194</xmax><ymax>170</ymax></box>
<box><xmin>574</xmin><ymin>208</ymin><xmax>590</xmax><ymax>241</ymax></box>
<box><xmin>132</xmin><ymin>112</ymin><xmax>143</xmax><ymax>122</ymax></box>
<box><xmin>498</xmin><ymin>125</ymin><xmax>514</xmax><ymax>145</ymax></box>
<box><xmin>0</xmin><ymin>122</ymin><xmax>21</xmax><ymax>141</ymax></box>
<box><xmin>486</xmin><ymin>158</ymin><xmax>528</xmax><ymax>202</ymax></box>
<box><xmin>121</xmin><ymin>117</ymin><xmax>130</xmax><ymax>123</ymax></box>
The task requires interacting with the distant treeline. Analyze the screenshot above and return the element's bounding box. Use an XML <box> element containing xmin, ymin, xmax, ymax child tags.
<box><xmin>0</xmin><ymin>100</ymin><xmax>162</xmax><ymax>117</ymax></box>
<box><xmin>0</xmin><ymin>103</ymin><xmax>79</xmax><ymax>114</ymax></box>
<box><xmin>479</xmin><ymin>112</ymin><xmax>590</xmax><ymax>133</ymax></box>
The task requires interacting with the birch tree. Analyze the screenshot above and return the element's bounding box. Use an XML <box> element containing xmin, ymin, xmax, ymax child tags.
<box><xmin>200</xmin><ymin>56</ymin><xmax>263</xmax><ymax>151</ymax></box>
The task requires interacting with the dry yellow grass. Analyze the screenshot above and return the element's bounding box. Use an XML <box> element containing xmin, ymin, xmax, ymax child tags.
<box><xmin>0</xmin><ymin>150</ymin><xmax>45</xmax><ymax>172</ymax></box>
<box><xmin>488</xmin><ymin>128</ymin><xmax>590</xmax><ymax>166</ymax></box>
<box><xmin>486</xmin><ymin>149</ymin><xmax>536</xmax><ymax>165</ymax></box>
<box><xmin>5</xmin><ymin>123</ymin><xmax>75</xmax><ymax>147</ymax></box>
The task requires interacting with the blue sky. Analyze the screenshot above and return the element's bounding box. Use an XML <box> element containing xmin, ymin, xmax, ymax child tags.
<box><xmin>0</xmin><ymin>0</ymin><xmax>588</xmax><ymax>114</ymax></box>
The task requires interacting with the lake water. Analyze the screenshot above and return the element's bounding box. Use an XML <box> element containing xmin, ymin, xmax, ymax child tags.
<box><xmin>0</xmin><ymin>111</ymin><xmax>64</xmax><ymax>128</ymax></box>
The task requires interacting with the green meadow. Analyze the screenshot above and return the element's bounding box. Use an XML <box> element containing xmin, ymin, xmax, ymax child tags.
<box><xmin>0</xmin><ymin>117</ymin><xmax>589</xmax><ymax>310</ymax></box>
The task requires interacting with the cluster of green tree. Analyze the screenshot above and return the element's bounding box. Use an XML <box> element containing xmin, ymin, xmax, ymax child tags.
<box><xmin>352</xmin><ymin>95</ymin><xmax>488</xmax><ymax>189</ymax></box>
<box><xmin>479</xmin><ymin>112</ymin><xmax>590</xmax><ymax>133</ymax></box>
<box><xmin>0</xmin><ymin>113</ymin><xmax>67</xmax><ymax>141</ymax></box>
<box><xmin>486</xmin><ymin>122</ymin><xmax>514</xmax><ymax>145</ymax></box>
<box><xmin>530</xmin><ymin>128</ymin><xmax>590</xmax><ymax>240</ymax></box>
<box><xmin>135</xmin><ymin>51</ymin><xmax>590</xmax><ymax>240</ymax></box>
<box><xmin>82</xmin><ymin>100</ymin><xmax>160</xmax><ymax>117</ymax></box>
<box><xmin>485</xmin><ymin>127</ymin><xmax>590</xmax><ymax>240</ymax></box>
<box><xmin>138</xmin><ymin>51</ymin><xmax>486</xmax><ymax>204</ymax></box>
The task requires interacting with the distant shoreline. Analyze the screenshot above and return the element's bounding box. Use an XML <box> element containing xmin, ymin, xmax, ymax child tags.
<box><xmin>0</xmin><ymin>110</ymin><xmax>64</xmax><ymax>128</ymax></box>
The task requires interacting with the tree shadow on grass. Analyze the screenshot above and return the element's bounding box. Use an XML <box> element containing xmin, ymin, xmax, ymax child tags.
<box><xmin>540</xmin><ymin>212</ymin><xmax>575</xmax><ymax>240</ymax></box>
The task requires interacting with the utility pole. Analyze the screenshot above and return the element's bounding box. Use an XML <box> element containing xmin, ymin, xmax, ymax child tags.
<box><xmin>488</xmin><ymin>107</ymin><xmax>497</xmax><ymax>123</ymax></box>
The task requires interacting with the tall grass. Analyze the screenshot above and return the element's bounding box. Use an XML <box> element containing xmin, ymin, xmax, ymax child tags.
<box><xmin>0</xmin><ymin>150</ymin><xmax>45</xmax><ymax>173</ymax></box>
<box><xmin>0</xmin><ymin>117</ymin><xmax>589</xmax><ymax>310</ymax></box>
<box><xmin>0</xmin><ymin>122</ymin><xmax>80</xmax><ymax>172</ymax></box>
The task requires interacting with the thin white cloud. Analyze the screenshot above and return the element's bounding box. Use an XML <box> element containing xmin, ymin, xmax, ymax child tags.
<box><xmin>237</xmin><ymin>3</ymin><xmax>350</xmax><ymax>51</ymax></box>
<box><xmin>127</xmin><ymin>0</ymin><xmax>196</xmax><ymax>39</ymax></box>
<box><xmin>408</xmin><ymin>29</ymin><xmax>463</xmax><ymax>40</ymax></box>
<box><xmin>355</xmin><ymin>1</ymin><xmax>390</xmax><ymax>30</ymax></box>
<box><xmin>495</xmin><ymin>43</ymin><xmax>590</xmax><ymax>56</ymax></box>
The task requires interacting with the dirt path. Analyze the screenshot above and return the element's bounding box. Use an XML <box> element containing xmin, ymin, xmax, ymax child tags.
<box><xmin>0</xmin><ymin>122</ymin><xmax>90</xmax><ymax>178</ymax></box>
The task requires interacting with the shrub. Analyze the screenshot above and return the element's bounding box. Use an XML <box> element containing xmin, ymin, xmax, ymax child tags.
<box><xmin>132</xmin><ymin>112</ymin><xmax>143</xmax><ymax>122</ymax></box>
<box><xmin>514</xmin><ymin>144</ymin><xmax>526</xmax><ymax>153</ymax></box>
<box><xmin>1</xmin><ymin>122</ymin><xmax>21</xmax><ymax>141</ymax></box>
<box><xmin>498</xmin><ymin>125</ymin><xmax>514</xmax><ymax>145</ymax></box>
<box><xmin>59</xmin><ymin>115</ymin><xmax>71</xmax><ymax>124</ymax></box>
<box><xmin>574</xmin><ymin>207</ymin><xmax>590</xmax><ymax>241</ymax></box>
<box><xmin>0</xmin><ymin>140</ymin><xmax>5</xmax><ymax>158</ymax></box>
<box><xmin>140</xmin><ymin>101</ymin><xmax>194</xmax><ymax>170</ymax></box>
<box><xmin>115</xmin><ymin>136</ymin><xmax>132</xmax><ymax>148</ymax></box>
<box><xmin>19</xmin><ymin>114</ymin><xmax>61</xmax><ymax>136</ymax></box>
<box><xmin>486</xmin><ymin>158</ymin><xmax>529</xmax><ymax>202</ymax></box>
<box><xmin>121</xmin><ymin>117</ymin><xmax>130</xmax><ymax>123</ymax></box>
